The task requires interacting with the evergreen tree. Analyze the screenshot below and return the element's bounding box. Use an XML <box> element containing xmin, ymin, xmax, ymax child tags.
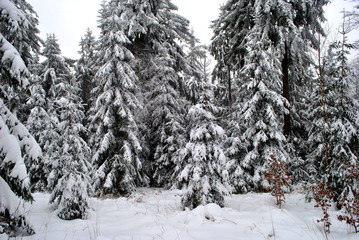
<box><xmin>0</xmin><ymin>0</ymin><xmax>41</xmax><ymax>235</ymax></box>
<box><xmin>185</xmin><ymin>36</ymin><xmax>213</xmax><ymax>104</ymax></box>
<box><xmin>186</xmin><ymin>32</ymin><xmax>206</xmax><ymax>82</ymax></box>
<box><xmin>39</xmin><ymin>34</ymin><xmax>76</xmax><ymax>191</ymax></box>
<box><xmin>113</xmin><ymin>0</ymin><xmax>193</xmax><ymax>187</ymax></box>
<box><xmin>76</xmin><ymin>28</ymin><xmax>97</xmax><ymax>114</ymax></box>
<box><xmin>26</xmin><ymin>72</ymin><xmax>49</xmax><ymax>191</ymax></box>
<box><xmin>0</xmin><ymin>0</ymin><xmax>41</xmax><ymax>119</ymax></box>
<box><xmin>0</xmin><ymin>0</ymin><xmax>41</xmax><ymax>66</ymax></box>
<box><xmin>198</xmin><ymin>46</ymin><xmax>212</xmax><ymax>84</ymax></box>
<box><xmin>211</xmin><ymin>0</ymin><xmax>328</xmax><ymax>189</ymax></box>
<box><xmin>49</xmin><ymin>77</ymin><xmax>92</xmax><ymax>220</ymax></box>
<box><xmin>89</xmin><ymin>0</ymin><xmax>144</xmax><ymax>196</ymax></box>
<box><xmin>235</xmin><ymin>31</ymin><xmax>289</xmax><ymax>192</ymax></box>
<box><xmin>41</xmin><ymin>34</ymin><xmax>75</xmax><ymax>98</ymax></box>
<box><xmin>213</xmin><ymin>0</ymin><xmax>293</xmax><ymax>192</ymax></box>
<box><xmin>173</xmin><ymin>82</ymin><xmax>231</xmax><ymax>209</ymax></box>
<box><xmin>143</xmin><ymin>44</ymin><xmax>189</xmax><ymax>187</ymax></box>
<box><xmin>308</xmin><ymin>10</ymin><xmax>359</xmax><ymax>203</ymax></box>
<box><xmin>211</xmin><ymin>0</ymin><xmax>250</xmax><ymax>106</ymax></box>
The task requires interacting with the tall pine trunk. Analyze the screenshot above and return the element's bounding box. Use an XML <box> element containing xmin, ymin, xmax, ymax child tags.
<box><xmin>282</xmin><ymin>43</ymin><xmax>291</xmax><ymax>137</ymax></box>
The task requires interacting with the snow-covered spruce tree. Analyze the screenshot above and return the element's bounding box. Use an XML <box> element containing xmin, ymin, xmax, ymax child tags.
<box><xmin>48</xmin><ymin>76</ymin><xmax>92</xmax><ymax>220</ymax></box>
<box><xmin>308</xmin><ymin>11</ymin><xmax>358</xmax><ymax>204</ymax></box>
<box><xmin>26</xmin><ymin>72</ymin><xmax>49</xmax><ymax>191</ymax></box>
<box><xmin>325</xmin><ymin>26</ymin><xmax>358</xmax><ymax>203</ymax></box>
<box><xmin>0</xmin><ymin>0</ymin><xmax>41</xmax><ymax>66</ymax></box>
<box><xmin>186</xmin><ymin>32</ymin><xmax>206</xmax><ymax>81</ymax></box>
<box><xmin>39</xmin><ymin>34</ymin><xmax>77</xmax><ymax>191</ymax></box>
<box><xmin>173</xmin><ymin>82</ymin><xmax>231</xmax><ymax>209</ymax></box>
<box><xmin>210</xmin><ymin>0</ymin><xmax>250</xmax><ymax>106</ymax></box>
<box><xmin>88</xmin><ymin>0</ymin><xmax>144</xmax><ymax>196</ymax></box>
<box><xmin>0</xmin><ymin>100</ymin><xmax>40</xmax><ymax>236</ymax></box>
<box><xmin>76</xmin><ymin>28</ymin><xmax>97</xmax><ymax>114</ymax></box>
<box><xmin>227</xmin><ymin>13</ymin><xmax>289</xmax><ymax>192</ymax></box>
<box><xmin>112</xmin><ymin>0</ymin><xmax>194</xmax><ymax>187</ymax></box>
<box><xmin>306</xmin><ymin>41</ymin><xmax>331</xmax><ymax>188</ymax></box>
<box><xmin>280</xmin><ymin>1</ymin><xmax>328</xmax><ymax>184</ymax></box>
<box><xmin>143</xmin><ymin>58</ymin><xmax>188</xmax><ymax>187</ymax></box>
<box><xmin>185</xmin><ymin>34</ymin><xmax>214</xmax><ymax>104</ymax></box>
<box><xmin>198</xmin><ymin>46</ymin><xmax>212</xmax><ymax>84</ymax></box>
<box><xmin>38</xmin><ymin>33</ymin><xmax>92</xmax><ymax>219</ymax></box>
<box><xmin>0</xmin><ymin>0</ymin><xmax>41</xmax><ymax>121</ymax></box>
<box><xmin>211</xmin><ymin>0</ymin><xmax>329</xmax><ymax>186</ymax></box>
<box><xmin>41</xmin><ymin>34</ymin><xmax>75</xmax><ymax>99</ymax></box>
<box><xmin>0</xmin><ymin>0</ymin><xmax>41</xmax><ymax>235</ymax></box>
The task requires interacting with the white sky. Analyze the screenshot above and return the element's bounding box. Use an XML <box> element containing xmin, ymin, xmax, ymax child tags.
<box><xmin>27</xmin><ymin>0</ymin><xmax>358</xmax><ymax>59</ymax></box>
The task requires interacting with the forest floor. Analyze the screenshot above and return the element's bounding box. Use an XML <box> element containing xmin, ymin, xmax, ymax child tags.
<box><xmin>3</xmin><ymin>188</ymin><xmax>357</xmax><ymax>240</ymax></box>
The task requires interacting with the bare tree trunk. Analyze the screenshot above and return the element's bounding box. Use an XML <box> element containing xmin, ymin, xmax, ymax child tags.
<box><xmin>282</xmin><ymin>42</ymin><xmax>291</xmax><ymax>137</ymax></box>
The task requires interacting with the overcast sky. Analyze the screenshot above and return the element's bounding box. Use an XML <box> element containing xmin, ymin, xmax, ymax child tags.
<box><xmin>27</xmin><ymin>0</ymin><xmax>358</xmax><ymax>59</ymax></box>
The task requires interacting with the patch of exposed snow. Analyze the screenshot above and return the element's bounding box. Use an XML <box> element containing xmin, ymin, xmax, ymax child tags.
<box><xmin>7</xmin><ymin>188</ymin><xmax>357</xmax><ymax>240</ymax></box>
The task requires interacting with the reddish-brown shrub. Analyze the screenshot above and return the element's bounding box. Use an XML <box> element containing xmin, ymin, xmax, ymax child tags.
<box><xmin>266</xmin><ymin>154</ymin><xmax>291</xmax><ymax>208</ymax></box>
<box><xmin>311</xmin><ymin>182</ymin><xmax>334</xmax><ymax>234</ymax></box>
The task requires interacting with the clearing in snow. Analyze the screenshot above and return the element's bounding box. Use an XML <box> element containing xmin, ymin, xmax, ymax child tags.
<box><xmin>3</xmin><ymin>188</ymin><xmax>357</xmax><ymax>240</ymax></box>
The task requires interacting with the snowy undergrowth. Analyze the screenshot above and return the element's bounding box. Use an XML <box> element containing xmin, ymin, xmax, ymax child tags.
<box><xmin>3</xmin><ymin>188</ymin><xmax>357</xmax><ymax>240</ymax></box>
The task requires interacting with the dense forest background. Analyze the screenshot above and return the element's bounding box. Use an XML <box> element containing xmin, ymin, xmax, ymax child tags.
<box><xmin>0</xmin><ymin>0</ymin><xmax>358</xmax><ymax>236</ymax></box>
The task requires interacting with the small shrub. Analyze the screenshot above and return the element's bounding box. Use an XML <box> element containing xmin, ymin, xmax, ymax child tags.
<box><xmin>311</xmin><ymin>182</ymin><xmax>333</xmax><ymax>234</ymax></box>
<box><xmin>266</xmin><ymin>154</ymin><xmax>291</xmax><ymax>208</ymax></box>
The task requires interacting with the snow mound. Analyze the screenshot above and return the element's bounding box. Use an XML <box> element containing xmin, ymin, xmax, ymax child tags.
<box><xmin>191</xmin><ymin>203</ymin><xmax>224</xmax><ymax>222</ymax></box>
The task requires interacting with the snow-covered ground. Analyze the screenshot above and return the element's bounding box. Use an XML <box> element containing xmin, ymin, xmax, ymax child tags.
<box><xmin>4</xmin><ymin>188</ymin><xmax>357</xmax><ymax>240</ymax></box>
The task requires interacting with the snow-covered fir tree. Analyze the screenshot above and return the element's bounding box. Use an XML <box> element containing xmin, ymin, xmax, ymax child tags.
<box><xmin>173</xmin><ymin>82</ymin><xmax>231</xmax><ymax>209</ymax></box>
<box><xmin>198</xmin><ymin>46</ymin><xmax>212</xmax><ymax>84</ymax></box>
<box><xmin>213</xmin><ymin>1</ymin><xmax>294</xmax><ymax>192</ymax></box>
<box><xmin>39</xmin><ymin>34</ymin><xmax>77</xmax><ymax>191</ymax></box>
<box><xmin>38</xmin><ymin>33</ymin><xmax>92</xmax><ymax>219</ymax></box>
<box><xmin>186</xmin><ymin>32</ymin><xmax>207</xmax><ymax>81</ymax></box>
<box><xmin>276</xmin><ymin>0</ymin><xmax>328</xmax><ymax>184</ymax></box>
<box><xmin>26</xmin><ymin>72</ymin><xmax>49</xmax><ymax>191</ymax></box>
<box><xmin>0</xmin><ymin>108</ymin><xmax>37</xmax><ymax>236</ymax></box>
<box><xmin>211</xmin><ymin>0</ymin><xmax>328</xmax><ymax>189</ymax></box>
<box><xmin>41</xmin><ymin>34</ymin><xmax>75</xmax><ymax>99</ymax></box>
<box><xmin>0</xmin><ymin>0</ymin><xmax>41</xmax><ymax>120</ymax></box>
<box><xmin>112</xmin><ymin>0</ymin><xmax>194</xmax><ymax>187</ymax></box>
<box><xmin>210</xmin><ymin>0</ymin><xmax>247</xmax><ymax>106</ymax></box>
<box><xmin>48</xmin><ymin>76</ymin><xmax>92</xmax><ymax>220</ymax></box>
<box><xmin>88</xmin><ymin>0</ymin><xmax>144</xmax><ymax>196</ymax></box>
<box><xmin>185</xmin><ymin>35</ymin><xmax>213</xmax><ymax>104</ymax></box>
<box><xmin>0</xmin><ymin>0</ymin><xmax>41</xmax><ymax>66</ymax></box>
<box><xmin>142</xmin><ymin>46</ymin><xmax>189</xmax><ymax>187</ymax></box>
<box><xmin>308</xmin><ymin>20</ymin><xmax>358</xmax><ymax>204</ymax></box>
<box><xmin>76</xmin><ymin>28</ymin><xmax>97</xmax><ymax>114</ymax></box>
<box><xmin>0</xmin><ymin>0</ymin><xmax>41</xmax><ymax>235</ymax></box>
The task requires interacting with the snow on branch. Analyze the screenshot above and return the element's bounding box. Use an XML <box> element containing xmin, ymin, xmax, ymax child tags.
<box><xmin>0</xmin><ymin>0</ymin><xmax>29</xmax><ymax>30</ymax></box>
<box><xmin>0</xmin><ymin>100</ymin><xmax>41</xmax><ymax>161</ymax></box>
<box><xmin>0</xmin><ymin>177</ymin><xmax>23</xmax><ymax>217</ymax></box>
<box><xmin>0</xmin><ymin>33</ymin><xmax>30</xmax><ymax>87</ymax></box>
<box><xmin>0</xmin><ymin>116</ymin><xmax>28</xmax><ymax>184</ymax></box>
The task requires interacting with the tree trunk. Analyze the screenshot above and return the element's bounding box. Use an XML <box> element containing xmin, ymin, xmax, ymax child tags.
<box><xmin>282</xmin><ymin>43</ymin><xmax>291</xmax><ymax>137</ymax></box>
